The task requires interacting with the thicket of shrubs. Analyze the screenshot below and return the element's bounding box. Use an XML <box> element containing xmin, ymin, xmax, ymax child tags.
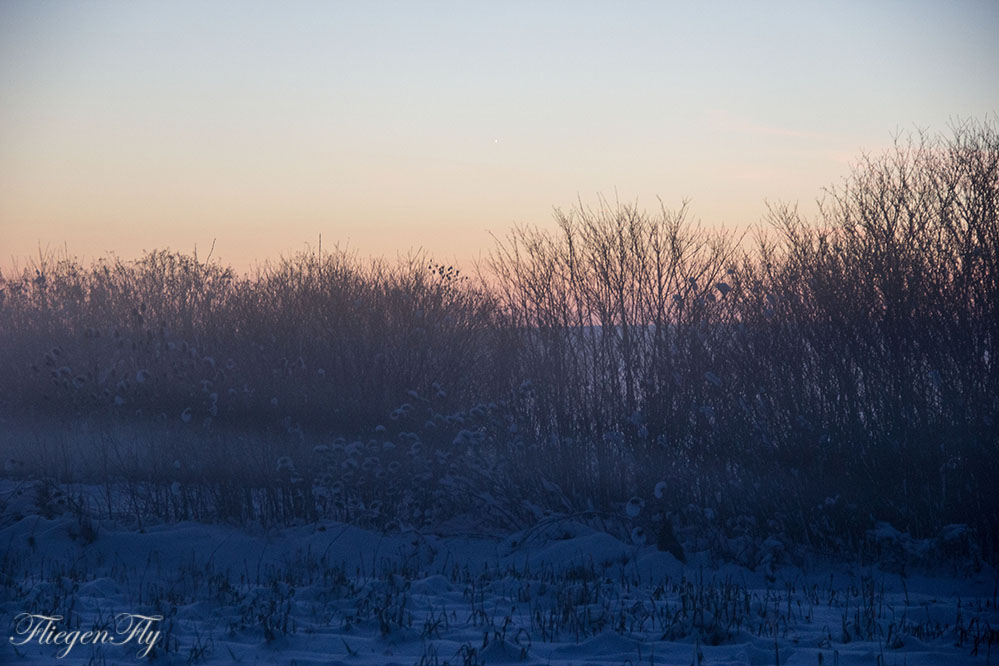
<box><xmin>2</xmin><ymin>120</ymin><xmax>996</xmax><ymax>557</ymax></box>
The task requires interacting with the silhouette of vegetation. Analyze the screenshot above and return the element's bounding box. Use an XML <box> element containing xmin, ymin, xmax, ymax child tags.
<box><xmin>1</xmin><ymin>119</ymin><xmax>995</xmax><ymax>558</ymax></box>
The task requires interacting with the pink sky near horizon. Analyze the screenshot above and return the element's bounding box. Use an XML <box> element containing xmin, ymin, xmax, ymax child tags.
<box><xmin>1</xmin><ymin>1</ymin><xmax>996</xmax><ymax>276</ymax></box>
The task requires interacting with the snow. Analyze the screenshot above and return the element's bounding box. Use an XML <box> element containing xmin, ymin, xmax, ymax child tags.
<box><xmin>1</xmin><ymin>484</ymin><xmax>994</xmax><ymax>665</ymax></box>
<box><xmin>625</xmin><ymin>497</ymin><xmax>643</xmax><ymax>518</ymax></box>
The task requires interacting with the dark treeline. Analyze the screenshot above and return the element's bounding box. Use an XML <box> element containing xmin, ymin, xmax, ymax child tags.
<box><xmin>2</xmin><ymin>120</ymin><xmax>996</xmax><ymax>555</ymax></box>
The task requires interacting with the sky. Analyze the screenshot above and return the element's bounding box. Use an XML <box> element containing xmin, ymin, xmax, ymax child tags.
<box><xmin>1</xmin><ymin>0</ymin><xmax>997</xmax><ymax>274</ymax></box>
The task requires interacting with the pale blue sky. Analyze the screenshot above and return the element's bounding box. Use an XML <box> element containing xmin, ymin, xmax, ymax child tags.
<box><xmin>1</xmin><ymin>1</ymin><xmax>996</xmax><ymax>272</ymax></box>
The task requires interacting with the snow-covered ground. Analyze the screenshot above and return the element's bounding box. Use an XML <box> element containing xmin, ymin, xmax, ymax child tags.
<box><xmin>1</xmin><ymin>481</ymin><xmax>995</xmax><ymax>665</ymax></box>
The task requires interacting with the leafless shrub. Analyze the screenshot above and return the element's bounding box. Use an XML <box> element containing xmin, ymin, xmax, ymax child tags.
<box><xmin>1</xmin><ymin>119</ymin><xmax>995</xmax><ymax>556</ymax></box>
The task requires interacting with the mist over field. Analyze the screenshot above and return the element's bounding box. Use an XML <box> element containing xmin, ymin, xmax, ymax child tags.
<box><xmin>2</xmin><ymin>122</ymin><xmax>998</xmax><ymax>664</ymax></box>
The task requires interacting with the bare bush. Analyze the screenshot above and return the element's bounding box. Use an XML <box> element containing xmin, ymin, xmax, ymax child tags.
<box><xmin>1</xmin><ymin>119</ymin><xmax>995</xmax><ymax>556</ymax></box>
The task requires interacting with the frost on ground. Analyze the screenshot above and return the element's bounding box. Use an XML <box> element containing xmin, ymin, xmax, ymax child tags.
<box><xmin>1</xmin><ymin>483</ymin><xmax>995</xmax><ymax>665</ymax></box>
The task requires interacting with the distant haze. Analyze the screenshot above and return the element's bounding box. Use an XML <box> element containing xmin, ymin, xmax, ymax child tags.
<box><xmin>1</xmin><ymin>0</ymin><xmax>997</xmax><ymax>274</ymax></box>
